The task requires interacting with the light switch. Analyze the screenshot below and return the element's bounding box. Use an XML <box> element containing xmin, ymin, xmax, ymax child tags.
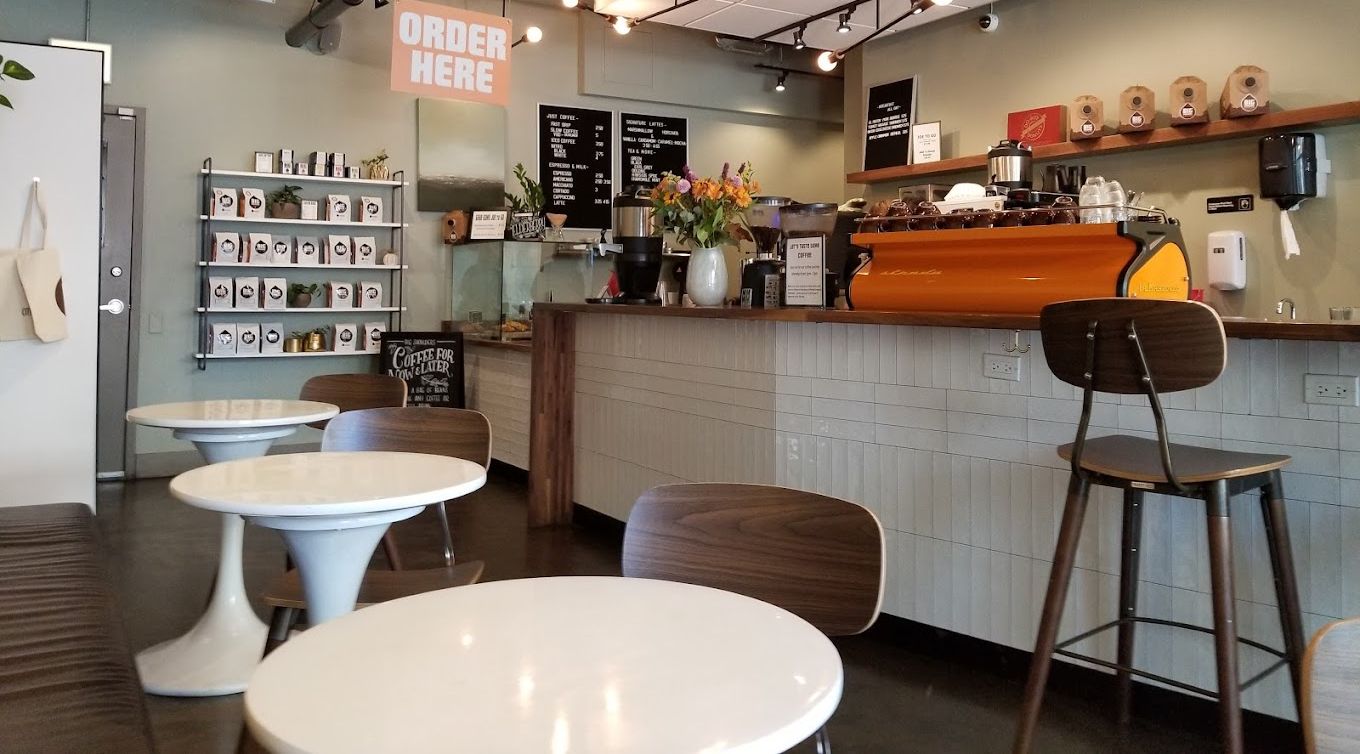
<box><xmin>147</xmin><ymin>311</ymin><xmax>163</xmax><ymax>334</ymax></box>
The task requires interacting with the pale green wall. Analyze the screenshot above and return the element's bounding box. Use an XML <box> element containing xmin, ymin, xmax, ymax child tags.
<box><xmin>0</xmin><ymin>0</ymin><xmax>845</xmax><ymax>458</ymax></box>
<box><xmin>845</xmin><ymin>0</ymin><xmax>1360</xmax><ymax>320</ymax></box>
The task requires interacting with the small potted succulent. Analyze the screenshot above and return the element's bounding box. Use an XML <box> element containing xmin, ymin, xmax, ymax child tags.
<box><xmin>284</xmin><ymin>331</ymin><xmax>305</xmax><ymax>353</ymax></box>
<box><xmin>505</xmin><ymin>162</ymin><xmax>546</xmax><ymax>240</ymax></box>
<box><xmin>288</xmin><ymin>282</ymin><xmax>319</xmax><ymax>308</ymax></box>
<box><xmin>362</xmin><ymin>149</ymin><xmax>391</xmax><ymax>181</ymax></box>
<box><xmin>268</xmin><ymin>185</ymin><xmax>303</xmax><ymax>219</ymax></box>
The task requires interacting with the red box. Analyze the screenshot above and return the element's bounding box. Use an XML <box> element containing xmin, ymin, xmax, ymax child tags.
<box><xmin>1007</xmin><ymin>105</ymin><xmax>1068</xmax><ymax>146</ymax></box>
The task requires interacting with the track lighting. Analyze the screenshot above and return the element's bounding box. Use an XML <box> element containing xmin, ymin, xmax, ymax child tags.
<box><xmin>562</xmin><ymin>0</ymin><xmax>578</xmax><ymax>7</ymax></box>
<box><xmin>837</xmin><ymin>10</ymin><xmax>852</xmax><ymax>33</ymax></box>
<box><xmin>612</xmin><ymin>16</ymin><xmax>633</xmax><ymax>35</ymax></box>
<box><xmin>775</xmin><ymin>73</ymin><xmax>787</xmax><ymax>92</ymax></box>
<box><xmin>816</xmin><ymin>50</ymin><xmax>841</xmax><ymax>72</ymax></box>
<box><xmin>512</xmin><ymin>25</ymin><xmax>543</xmax><ymax>47</ymax></box>
<box><xmin>792</xmin><ymin>26</ymin><xmax>805</xmax><ymax>50</ymax></box>
<box><xmin>374</xmin><ymin>0</ymin><xmax>389</xmax><ymax>7</ymax></box>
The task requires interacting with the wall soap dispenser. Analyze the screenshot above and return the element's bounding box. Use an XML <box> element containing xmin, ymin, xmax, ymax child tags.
<box><xmin>1206</xmin><ymin>230</ymin><xmax>1247</xmax><ymax>290</ymax></box>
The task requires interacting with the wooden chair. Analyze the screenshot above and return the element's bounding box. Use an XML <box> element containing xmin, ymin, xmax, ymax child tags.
<box><xmin>623</xmin><ymin>483</ymin><xmax>885</xmax><ymax>753</ymax></box>
<box><xmin>298</xmin><ymin>373</ymin><xmax>409</xmax><ymax>566</ymax></box>
<box><xmin>1304</xmin><ymin>617</ymin><xmax>1360</xmax><ymax>754</ymax></box>
<box><xmin>260</xmin><ymin>407</ymin><xmax>491</xmax><ymax>653</ymax></box>
<box><xmin>1014</xmin><ymin>299</ymin><xmax>1305</xmax><ymax>754</ymax></box>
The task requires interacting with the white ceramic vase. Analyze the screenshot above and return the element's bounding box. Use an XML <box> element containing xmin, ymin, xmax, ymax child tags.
<box><xmin>686</xmin><ymin>247</ymin><xmax>728</xmax><ymax>307</ymax></box>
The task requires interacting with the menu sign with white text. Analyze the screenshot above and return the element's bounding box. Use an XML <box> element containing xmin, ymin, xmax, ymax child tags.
<box><xmin>620</xmin><ymin>113</ymin><xmax>688</xmax><ymax>187</ymax></box>
<box><xmin>381</xmin><ymin>331</ymin><xmax>465</xmax><ymax>407</ymax></box>
<box><xmin>863</xmin><ymin>77</ymin><xmax>917</xmax><ymax>171</ymax></box>
<box><xmin>539</xmin><ymin>104</ymin><xmax>613</xmax><ymax>230</ymax></box>
<box><xmin>784</xmin><ymin>236</ymin><xmax>826</xmax><ymax>308</ymax></box>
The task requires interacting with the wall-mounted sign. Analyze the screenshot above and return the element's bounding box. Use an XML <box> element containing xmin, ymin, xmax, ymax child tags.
<box><xmin>469</xmin><ymin>209</ymin><xmax>508</xmax><ymax>239</ymax></box>
<box><xmin>863</xmin><ymin>76</ymin><xmax>917</xmax><ymax>171</ymax></box>
<box><xmin>381</xmin><ymin>331</ymin><xmax>466</xmax><ymax>407</ymax></box>
<box><xmin>539</xmin><ymin>104</ymin><xmax>613</xmax><ymax>230</ymax></box>
<box><xmin>1207</xmin><ymin>194</ymin><xmax>1255</xmax><ymax>214</ymax></box>
<box><xmin>620</xmin><ymin>113</ymin><xmax>688</xmax><ymax>188</ymax></box>
<box><xmin>390</xmin><ymin>0</ymin><xmax>511</xmax><ymax>107</ymax></box>
<box><xmin>911</xmin><ymin>121</ymin><xmax>941</xmax><ymax>165</ymax></box>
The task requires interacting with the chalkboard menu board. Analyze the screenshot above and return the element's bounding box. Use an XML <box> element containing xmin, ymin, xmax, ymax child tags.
<box><xmin>380</xmin><ymin>332</ymin><xmax>465</xmax><ymax>408</ymax></box>
<box><xmin>539</xmin><ymin>104</ymin><xmax>613</xmax><ymax>230</ymax></box>
<box><xmin>863</xmin><ymin>77</ymin><xmax>917</xmax><ymax>171</ymax></box>
<box><xmin>620</xmin><ymin>113</ymin><xmax>688</xmax><ymax>187</ymax></box>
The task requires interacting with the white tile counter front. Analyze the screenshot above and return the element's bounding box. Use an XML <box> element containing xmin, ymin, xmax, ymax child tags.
<box><xmin>571</xmin><ymin>312</ymin><xmax>1360</xmax><ymax>721</ymax></box>
<box><xmin>465</xmin><ymin>343</ymin><xmax>532</xmax><ymax>470</ymax></box>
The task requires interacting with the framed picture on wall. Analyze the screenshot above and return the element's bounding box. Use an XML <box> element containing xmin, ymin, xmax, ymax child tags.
<box><xmin>863</xmin><ymin>76</ymin><xmax>918</xmax><ymax>171</ymax></box>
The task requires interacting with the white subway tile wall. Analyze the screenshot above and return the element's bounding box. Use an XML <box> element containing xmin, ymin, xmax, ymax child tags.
<box><xmin>465</xmin><ymin>347</ymin><xmax>532</xmax><ymax>470</ymax></box>
<box><xmin>573</xmin><ymin>314</ymin><xmax>1360</xmax><ymax>720</ymax></box>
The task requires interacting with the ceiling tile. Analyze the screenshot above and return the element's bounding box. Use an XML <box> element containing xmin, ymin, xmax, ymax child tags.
<box><xmin>685</xmin><ymin>3</ymin><xmax>802</xmax><ymax>37</ymax></box>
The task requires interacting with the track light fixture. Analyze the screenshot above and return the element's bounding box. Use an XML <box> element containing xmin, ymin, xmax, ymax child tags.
<box><xmin>562</xmin><ymin>0</ymin><xmax>579</xmax><ymax>7</ymax></box>
<box><xmin>612</xmin><ymin>15</ymin><xmax>633</xmax><ymax>34</ymax></box>
<box><xmin>837</xmin><ymin>9</ymin><xmax>852</xmax><ymax>33</ymax></box>
<box><xmin>816</xmin><ymin>50</ymin><xmax>841</xmax><ymax>71</ymax></box>
<box><xmin>792</xmin><ymin>26</ymin><xmax>806</xmax><ymax>50</ymax></box>
<box><xmin>775</xmin><ymin>73</ymin><xmax>787</xmax><ymax>92</ymax></box>
<box><xmin>374</xmin><ymin>0</ymin><xmax>389</xmax><ymax>7</ymax></box>
<box><xmin>512</xmin><ymin>25</ymin><xmax>543</xmax><ymax>47</ymax></box>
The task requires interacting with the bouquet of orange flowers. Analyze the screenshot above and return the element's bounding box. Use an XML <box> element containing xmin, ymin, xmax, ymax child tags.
<box><xmin>650</xmin><ymin>162</ymin><xmax>759</xmax><ymax>248</ymax></box>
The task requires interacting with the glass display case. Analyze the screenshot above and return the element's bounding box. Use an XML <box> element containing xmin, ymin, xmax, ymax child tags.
<box><xmin>448</xmin><ymin>239</ymin><xmax>609</xmax><ymax>343</ymax></box>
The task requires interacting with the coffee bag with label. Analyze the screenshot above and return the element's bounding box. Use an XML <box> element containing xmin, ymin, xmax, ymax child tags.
<box><xmin>213</xmin><ymin>232</ymin><xmax>241</xmax><ymax>263</ymax></box>
<box><xmin>270</xmin><ymin>236</ymin><xmax>293</xmax><ymax>264</ymax></box>
<box><xmin>234</xmin><ymin>276</ymin><xmax>260</xmax><ymax>309</ymax></box>
<box><xmin>326</xmin><ymin>194</ymin><xmax>351</xmax><ymax>222</ymax></box>
<box><xmin>359</xmin><ymin>196</ymin><xmax>384</xmax><ymax>224</ymax></box>
<box><xmin>210</xmin><ymin>323</ymin><xmax>237</xmax><ymax>355</ymax></box>
<box><xmin>261</xmin><ymin>322</ymin><xmax>285</xmax><ymax>354</ymax></box>
<box><xmin>210</xmin><ymin>188</ymin><xmax>238</xmax><ymax>218</ymax></box>
<box><xmin>240</xmin><ymin>188</ymin><xmax>266</xmax><ymax>219</ymax></box>
<box><xmin>296</xmin><ymin>236</ymin><xmax>321</xmax><ymax>265</ymax></box>
<box><xmin>358</xmin><ymin>281</ymin><xmax>383</xmax><ymax>309</ymax></box>
<box><xmin>262</xmin><ymin>277</ymin><xmax>287</xmax><ymax>310</ymax></box>
<box><xmin>363</xmin><ymin>321</ymin><xmax>386</xmax><ymax>353</ymax></box>
<box><xmin>236</xmin><ymin>324</ymin><xmax>261</xmax><ymax>355</ymax></box>
<box><xmin>326</xmin><ymin>235</ymin><xmax>352</xmax><ymax>266</ymax></box>
<box><xmin>333</xmin><ymin>323</ymin><xmax>358</xmax><ymax>353</ymax></box>
<box><xmin>247</xmin><ymin>233</ymin><xmax>272</xmax><ymax>265</ymax></box>
<box><xmin>353</xmin><ymin>236</ymin><xmax>377</xmax><ymax>266</ymax></box>
<box><xmin>327</xmin><ymin>281</ymin><xmax>354</xmax><ymax>308</ymax></box>
<box><xmin>208</xmin><ymin>276</ymin><xmax>233</xmax><ymax>309</ymax></box>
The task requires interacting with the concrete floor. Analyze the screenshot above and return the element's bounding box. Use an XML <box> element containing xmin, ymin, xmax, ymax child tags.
<box><xmin>95</xmin><ymin>474</ymin><xmax>1300</xmax><ymax>753</ymax></box>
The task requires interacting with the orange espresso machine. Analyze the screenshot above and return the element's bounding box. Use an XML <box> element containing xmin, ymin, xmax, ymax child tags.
<box><xmin>849</xmin><ymin>218</ymin><xmax>1190</xmax><ymax>315</ymax></box>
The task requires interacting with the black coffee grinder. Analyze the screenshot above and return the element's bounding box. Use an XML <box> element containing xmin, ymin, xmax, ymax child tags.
<box><xmin>604</xmin><ymin>187</ymin><xmax>663</xmax><ymax>304</ymax></box>
<box><xmin>740</xmin><ymin>196</ymin><xmax>789</xmax><ymax>308</ymax></box>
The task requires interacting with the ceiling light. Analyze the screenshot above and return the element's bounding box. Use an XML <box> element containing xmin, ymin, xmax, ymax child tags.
<box><xmin>374</xmin><ymin>0</ymin><xmax>389</xmax><ymax>7</ymax></box>
<box><xmin>512</xmin><ymin>25</ymin><xmax>544</xmax><ymax>47</ymax></box>
<box><xmin>562</xmin><ymin>0</ymin><xmax>578</xmax><ymax>7</ymax></box>
<box><xmin>837</xmin><ymin>10</ymin><xmax>852</xmax><ymax>33</ymax></box>
<box><xmin>612</xmin><ymin>16</ymin><xmax>633</xmax><ymax>35</ymax></box>
<box><xmin>933</xmin><ymin>0</ymin><xmax>954</xmax><ymax>4</ymax></box>
<box><xmin>775</xmin><ymin>73</ymin><xmax>787</xmax><ymax>92</ymax></box>
<box><xmin>792</xmin><ymin>26</ymin><xmax>805</xmax><ymax>50</ymax></box>
<box><xmin>817</xmin><ymin>50</ymin><xmax>840</xmax><ymax>72</ymax></box>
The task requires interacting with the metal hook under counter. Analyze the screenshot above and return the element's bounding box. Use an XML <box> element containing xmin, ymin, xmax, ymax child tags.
<box><xmin>1003</xmin><ymin>330</ymin><xmax>1031</xmax><ymax>354</ymax></box>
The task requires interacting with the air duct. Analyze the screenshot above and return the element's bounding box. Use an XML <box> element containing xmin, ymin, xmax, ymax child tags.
<box><xmin>285</xmin><ymin>0</ymin><xmax>364</xmax><ymax>49</ymax></box>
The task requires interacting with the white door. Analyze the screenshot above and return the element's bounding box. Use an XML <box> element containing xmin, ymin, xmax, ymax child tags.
<box><xmin>0</xmin><ymin>43</ymin><xmax>104</xmax><ymax>509</ymax></box>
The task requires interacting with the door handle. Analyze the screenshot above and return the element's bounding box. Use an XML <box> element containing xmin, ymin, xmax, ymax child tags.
<box><xmin>99</xmin><ymin>298</ymin><xmax>127</xmax><ymax>315</ymax></box>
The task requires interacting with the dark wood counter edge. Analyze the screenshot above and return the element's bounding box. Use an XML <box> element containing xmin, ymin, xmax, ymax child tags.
<box><xmin>533</xmin><ymin>303</ymin><xmax>1360</xmax><ymax>342</ymax></box>
<box><xmin>466</xmin><ymin>338</ymin><xmax>533</xmax><ymax>353</ymax></box>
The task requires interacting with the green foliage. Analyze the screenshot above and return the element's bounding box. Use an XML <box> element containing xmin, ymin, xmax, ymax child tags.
<box><xmin>0</xmin><ymin>55</ymin><xmax>35</xmax><ymax>111</ymax></box>
<box><xmin>505</xmin><ymin>162</ymin><xmax>545</xmax><ymax>214</ymax></box>
<box><xmin>268</xmin><ymin>185</ymin><xmax>303</xmax><ymax>206</ymax></box>
<box><xmin>361</xmin><ymin>149</ymin><xmax>389</xmax><ymax>168</ymax></box>
<box><xmin>288</xmin><ymin>283</ymin><xmax>319</xmax><ymax>297</ymax></box>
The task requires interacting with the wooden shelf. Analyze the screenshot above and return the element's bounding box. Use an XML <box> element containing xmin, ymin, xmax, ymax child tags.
<box><xmin>201</xmin><ymin>168</ymin><xmax>406</xmax><ymax>187</ymax></box>
<box><xmin>199</xmin><ymin>262</ymin><xmax>407</xmax><ymax>270</ymax></box>
<box><xmin>198</xmin><ymin>306</ymin><xmax>404</xmax><ymax>314</ymax></box>
<box><xmin>847</xmin><ymin>101</ymin><xmax>1360</xmax><ymax>184</ymax></box>
<box><xmin>199</xmin><ymin>215</ymin><xmax>405</xmax><ymax>228</ymax></box>
<box><xmin>194</xmin><ymin>351</ymin><xmax>379</xmax><ymax>360</ymax></box>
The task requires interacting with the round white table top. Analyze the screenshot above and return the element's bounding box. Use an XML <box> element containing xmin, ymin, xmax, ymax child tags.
<box><xmin>245</xmin><ymin>576</ymin><xmax>844</xmax><ymax>754</ymax></box>
<box><xmin>126</xmin><ymin>399</ymin><xmax>339</xmax><ymax>429</ymax></box>
<box><xmin>169</xmin><ymin>451</ymin><xmax>487</xmax><ymax>517</ymax></box>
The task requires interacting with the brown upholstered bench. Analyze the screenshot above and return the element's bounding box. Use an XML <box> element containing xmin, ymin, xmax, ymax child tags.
<box><xmin>0</xmin><ymin>503</ymin><xmax>155</xmax><ymax>754</ymax></box>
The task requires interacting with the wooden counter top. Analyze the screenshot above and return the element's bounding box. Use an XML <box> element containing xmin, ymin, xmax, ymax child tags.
<box><xmin>533</xmin><ymin>303</ymin><xmax>1360</xmax><ymax>342</ymax></box>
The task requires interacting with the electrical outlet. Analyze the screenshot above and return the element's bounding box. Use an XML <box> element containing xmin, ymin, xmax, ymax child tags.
<box><xmin>983</xmin><ymin>353</ymin><xmax>1022</xmax><ymax>382</ymax></box>
<box><xmin>1304</xmin><ymin>374</ymin><xmax>1359</xmax><ymax>406</ymax></box>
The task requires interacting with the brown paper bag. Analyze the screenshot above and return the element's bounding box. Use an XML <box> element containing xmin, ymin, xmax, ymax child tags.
<box><xmin>1</xmin><ymin>181</ymin><xmax>67</xmax><ymax>342</ymax></box>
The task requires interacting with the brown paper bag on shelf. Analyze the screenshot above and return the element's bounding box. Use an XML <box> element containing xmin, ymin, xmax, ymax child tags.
<box><xmin>0</xmin><ymin>181</ymin><xmax>67</xmax><ymax>343</ymax></box>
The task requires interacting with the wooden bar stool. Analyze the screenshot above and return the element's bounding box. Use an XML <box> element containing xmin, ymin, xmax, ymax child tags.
<box><xmin>1013</xmin><ymin>299</ymin><xmax>1307</xmax><ymax>754</ymax></box>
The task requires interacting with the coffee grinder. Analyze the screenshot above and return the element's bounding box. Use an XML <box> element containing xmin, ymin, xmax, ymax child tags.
<box><xmin>740</xmin><ymin>196</ymin><xmax>790</xmax><ymax>308</ymax></box>
<box><xmin>602</xmin><ymin>186</ymin><xmax>663</xmax><ymax>304</ymax></box>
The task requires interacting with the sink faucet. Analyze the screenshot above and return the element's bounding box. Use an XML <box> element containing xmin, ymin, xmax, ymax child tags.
<box><xmin>1276</xmin><ymin>298</ymin><xmax>1297</xmax><ymax>321</ymax></box>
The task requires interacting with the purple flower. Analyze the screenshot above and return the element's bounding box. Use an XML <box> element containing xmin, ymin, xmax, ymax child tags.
<box><xmin>682</xmin><ymin>164</ymin><xmax>697</xmax><ymax>182</ymax></box>
<box><xmin>730</xmin><ymin>175</ymin><xmax>744</xmax><ymax>188</ymax></box>
<box><xmin>676</xmin><ymin>178</ymin><xmax>692</xmax><ymax>194</ymax></box>
<box><xmin>720</xmin><ymin>162</ymin><xmax>731</xmax><ymax>181</ymax></box>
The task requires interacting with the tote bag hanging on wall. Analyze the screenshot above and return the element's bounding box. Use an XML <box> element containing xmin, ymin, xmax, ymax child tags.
<box><xmin>0</xmin><ymin>180</ymin><xmax>67</xmax><ymax>342</ymax></box>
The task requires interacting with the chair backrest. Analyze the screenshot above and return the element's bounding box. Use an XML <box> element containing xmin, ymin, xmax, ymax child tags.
<box><xmin>320</xmin><ymin>407</ymin><xmax>492</xmax><ymax>469</ymax></box>
<box><xmin>299</xmin><ymin>374</ymin><xmax>407</xmax><ymax>429</ymax></box>
<box><xmin>1305</xmin><ymin>617</ymin><xmax>1360</xmax><ymax>754</ymax></box>
<box><xmin>622</xmin><ymin>483</ymin><xmax>885</xmax><ymax>637</ymax></box>
<box><xmin>1040</xmin><ymin>298</ymin><xmax>1226</xmax><ymax>394</ymax></box>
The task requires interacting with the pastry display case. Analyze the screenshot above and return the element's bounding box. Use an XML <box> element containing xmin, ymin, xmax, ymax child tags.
<box><xmin>448</xmin><ymin>240</ymin><xmax>611</xmax><ymax>343</ymax></box>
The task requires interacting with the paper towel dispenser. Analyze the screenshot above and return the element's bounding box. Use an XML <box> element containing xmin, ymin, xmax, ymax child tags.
<box><xmin>1260</xmin><ymin>133</ymin><xmax>1329</xmax><ymax>210</ymax></box>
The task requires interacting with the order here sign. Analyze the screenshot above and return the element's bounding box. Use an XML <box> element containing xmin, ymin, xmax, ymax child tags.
<box><xmin>390</xmin><ymin>0</ymin><xmax>511</xmax><ymax>107</ymax></box>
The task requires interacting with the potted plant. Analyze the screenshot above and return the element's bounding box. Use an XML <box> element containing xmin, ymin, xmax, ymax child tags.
<box><xmin>268</xmin><ymin>185</ymin><xmax>303</xmax><ymax>219</ymax></box>
<box><xmin>0</xmin><ymin>54</ymin><xmax>35</xmax><ymax>111</ymax></box>
<box><xmin>304</xmin><ymin>327</ymin><xmax>327</xmax><ymax>352</ymax></box>
<box><xmin>288</xmin><ymin>282</ymin><xmax>319</xmax><ymax>308</ymax></box>
<box><xmin>284</xmin><ymin>331</ymin><xmax>305</xmax><ymax>353</ymax></box>
<box><xmin>651</xmin><ymin>162</ymin><xmax>758</xmax><ymax>306</ymax></box>
<box><xmin>505</xmin><ymin>162</ymin><xmax>546</xmax><ymax>240</ymax></box>
<box><xmin>362</xmin><ymin>149</ymin><xmax>390</xmax><ymax>181</ymax></box>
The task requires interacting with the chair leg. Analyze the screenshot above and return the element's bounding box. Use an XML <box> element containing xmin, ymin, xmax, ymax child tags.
<box><xmin>814</xmin><ymin>725</ymin><xmax>831</xmax><ymax>754</ymax></box>
<box><xmin>1205</xmin><ymin>480</ymin><xmax>1243</xmax><ymax>754</ymax></box>
<box><xmin>380</xmin><ymin>529</ymin><xmax>403</xmax><ymax>571</ymax></box>
<box><xmin>433</xmin><ymin>500</ymin><xmax>455</xmax><ymax>566</ymax></box>
<box><xmin>263</xmin><ymin>606</ymin><xmax>297</xmax><ymax>657</ymax></box>
<box><xmin>1259</xmin><ymin>470</ymin><xmax>1306</xmax><ymax>720</ymax></box>
<box><xmin>1116</xmin><ymin>489</ymin><xmax>1144</xmax><ymax>726</ymax></box>
<box><xmin>1013</xmin><ymin>475</ymin><xmax>1092</xmax><ymax>754</ymax></box>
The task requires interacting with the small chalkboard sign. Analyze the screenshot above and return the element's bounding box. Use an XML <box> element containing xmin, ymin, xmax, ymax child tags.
<box><xmin>539</xmin><ymin>103</ymin><xmax>614</xmax><ymax>230</ymax></box>
<box><xmin>380</xmin><ymin>331</ymin><xmax>465</xmax><ymax>408</ymax></box>
<box><xmin>620</xmin><ymin>113</ymin><xmax>688</xmax><ymax>187</ymax></box>
<box><xmin>863</xmin><ymin>77</ymin><xmax>917</xmax><ymax>171</ymax></box>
